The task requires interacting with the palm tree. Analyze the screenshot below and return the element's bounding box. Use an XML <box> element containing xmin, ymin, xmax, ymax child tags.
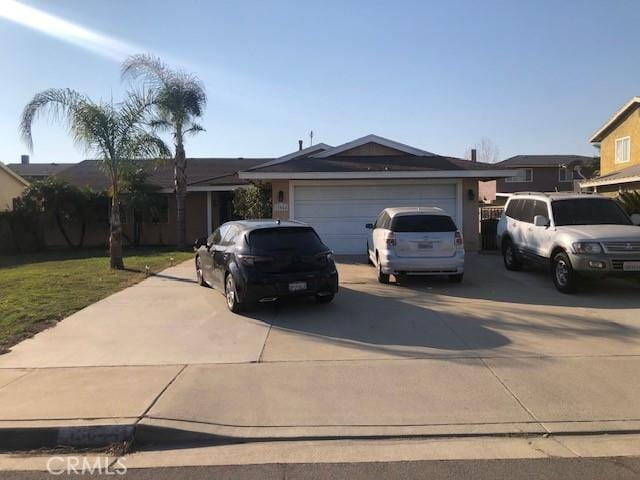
<box><xmin>20</xmin><ymin>88</ymin><xmax>170</xmax><ymax>268</ymax></box>
<box><xmin>122</xmin><ymin>54</ymin><xmax>207</xmax><ymax>249</ymax></box>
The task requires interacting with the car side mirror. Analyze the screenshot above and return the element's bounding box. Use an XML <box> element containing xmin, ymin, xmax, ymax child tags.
<box><xmin>533</xmin><ymin>215</ymin><xmax>550</xmax><ymax>227</ymax></box>
<box><xmin>365</xmin><ymin>223</ymin><xmax>374</xmax><ymax>229</ymax></box>
<box><xmin>631</xmin><ymin>213</ymin><xmax>640</xmax><ymax>226</ymax></box>
<box><xmin>194</xmin><ymin>237</ymin><xmax>207</xmax><ymax>249</ymax></box>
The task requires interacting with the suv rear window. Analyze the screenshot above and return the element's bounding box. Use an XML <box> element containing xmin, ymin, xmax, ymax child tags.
<box><xmin>390</xmin><ymin>215</ymin><xmax>457</xmax><ymax>232</ymax></box>
<box><xmin>552</xmin><ymin>198</ymin><xmax>632</xmax><ymax>226</ymax></box>
<box><xmin>248</xmin><ymin>227</ymin><xmax>327</xmax><ymax>253</ymax></box>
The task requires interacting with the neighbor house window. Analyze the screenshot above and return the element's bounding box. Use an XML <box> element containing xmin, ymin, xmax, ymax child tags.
<box><xmin>505</xmin><ymin>168</ymin><xmax>533</xmax><ymax>183</ymax></box>
<box><xmin>615</xmin><ymin>137</ymin><xmax>630</xmax><ymax>164</ymax></box>
<box><xmin>559</xmin><ymin>167</ymin><xmax>574</xmax><ymax>182</ymax></box>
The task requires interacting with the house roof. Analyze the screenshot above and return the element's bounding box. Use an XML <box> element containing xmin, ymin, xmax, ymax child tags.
<box><xmin>496</xmin><ymin>155</ymin><xmax>594</xmax><ymax>168</ymax></box>
<box><xmin>579</xmin><ymin>163</ymin><xmax>640</xmax><ymax>188</ymax></box>
<box><xmin>0</xmin><ymin>162</ymin><xmax>30</xmax><ymax>186</ymax></box>
<box><xmin>240</xmin><ymin>134</ymin><xmax>515</xmax><ymax>180</ymax></box>
<box><xmin>56</xmin><ymin>157</ymin><xmax>269</xmax><ymax>191</ymax></box>
<box><xmin>590</xmin><ymin>96</ymin><xmax>640</xmax><ymax>143</ymax></box>
<box><xmin>7</xmin><ymin>163</ymin><xmax>73</xmax><ymax>178</ymax></box>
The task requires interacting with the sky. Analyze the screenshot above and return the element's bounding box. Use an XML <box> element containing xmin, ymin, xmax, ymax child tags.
<box><xmin>1</xmin><ymin>0</ymin><xmax>639</xmax><ymax>164</ymax></box>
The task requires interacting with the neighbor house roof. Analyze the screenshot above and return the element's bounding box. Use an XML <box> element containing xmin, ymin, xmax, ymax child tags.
<box><xmin>496</xmin><ymin>155</ymin><xmax>594</xmax><ymax>168</ymax></box>
<box><xmin>7</xmin><ymin>163</ymin><xmax>73</xmax><ymax>179</ymax></box>
<box><xmin>579</xmin><ymin>163</ymin><xmax>640</xmax><ymax>188</ymax></box>
<box><xmin>241</xmin><ymin>134</ymin><xmax>515</xmax><ymax>180</ymax></box>
<box><xmin>56</xmin><ymin>158</ymin><xmax>269</xmax><ymax>192</ymax></box>
<box><xmin>590</xmin><ymin>96</ymin><xmax>640</xmax><ymax>143</ymax></box>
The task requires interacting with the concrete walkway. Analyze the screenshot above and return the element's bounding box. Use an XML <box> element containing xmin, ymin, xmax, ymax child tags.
<box><xmin>0</xmin><ymin>256</ymin><xmax>639</xmax><ymax>448</ymax></box>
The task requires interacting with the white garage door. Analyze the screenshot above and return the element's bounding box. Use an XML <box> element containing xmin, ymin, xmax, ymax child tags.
<box><xmin>293</xmin><ymin>182</ymin><xmax>459</xmax><ymax>254</ymax></box>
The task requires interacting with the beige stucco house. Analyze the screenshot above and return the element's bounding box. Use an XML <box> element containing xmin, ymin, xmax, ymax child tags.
<box><xmin>240</xmin><ymin>134</ymin><xmax>513</xmax><ymax>253</ymax></box>
<box><xmin>0</xmin><ymin>162</ymin><xmax>29</xmax><ymax>211</ymax></box>
<box><xmin>581</xmin><ymin>96</ymin><xmax>640</xmax><ymax>193</ymax></box>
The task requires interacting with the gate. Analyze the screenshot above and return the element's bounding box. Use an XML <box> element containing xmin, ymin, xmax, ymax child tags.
<box><xmin>480</xmin><ymin>207</ymin><xmax>504</xmax><ymax>251</ymax></box>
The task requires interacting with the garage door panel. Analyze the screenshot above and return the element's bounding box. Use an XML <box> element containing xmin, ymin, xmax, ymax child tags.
<box><xmin>293</xmin><ymin>183</ymin><xmax>458</xmax><ymax>254</ymax></box>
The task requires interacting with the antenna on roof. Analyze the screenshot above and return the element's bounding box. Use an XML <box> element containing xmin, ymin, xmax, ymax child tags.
<box><xmin>309</xmin><ymin>130</ymin><xmax>314</xmax><ymax>146</ymax></box>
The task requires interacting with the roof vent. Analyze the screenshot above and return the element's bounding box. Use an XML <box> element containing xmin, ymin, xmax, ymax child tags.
<box><xmin>471</xmin><ymin>149</ymin><xmax>477</xmax><ymax>162</ymax></box>
<box><xmin>298</xmin><ymin>140</ymin><xmax>303</xmax><ymax>151</ymax></box>
<box><xmin>21</xmin><ymin>154</ymin><xmax>30</xmax><ymax>165</ymax></box>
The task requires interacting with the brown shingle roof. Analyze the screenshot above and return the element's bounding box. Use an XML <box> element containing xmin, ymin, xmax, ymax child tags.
<box><xmin>497</xmin><ymin>155</ymin><xmax>594</xmax><ymax>168</ymax></box>
<box><xmin>56</xmin><ymin>158</ymin><xmax>270</xmax><ymax>191</ymax></box>
<box><xmin>245</xmin><ymin>154</ymin><xmax>499</xmax><ymax>173</ymax></box>
<box><xmin>7</xmin><ymin>163</ymin><xmax>73</xmax><ymax>178</ymax></box>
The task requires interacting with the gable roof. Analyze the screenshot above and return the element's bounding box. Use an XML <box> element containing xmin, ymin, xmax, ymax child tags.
<box><xmin>0</xmin><ymin>162</ymin><xmax>29</xmax><ymax>186</ymax></box>
<box><xmin>7</xmin><ymin>163</ymin><xmax>73</xmax><ymax>178</ymax></box>
<box><xmin>312</xmin><ymin>134</ymin><xmax>434</xmax><ymax>158</ymax></box>
<box><xmin>497</xmin><ymin>155</ymin><xmax>594</xmax><ymax>168</ymax></box>
<box><xmin>590</xmin><ymin>96</ymin><xmax>640</xmax><ymax>143</ymax></box>
<box><xmin>57</xmin><ymin>157</ymin><xmax>269</xmax><ymax>191</ymax></box>
<box><xmin>240</xmin><ymin>135</ymin><xmax>515</xmax><ymax>180</ymax></box>
<box><xmin>244</xmin><ymin>143</ymin><xmax>333</xmax><ymax>171</ymax></box>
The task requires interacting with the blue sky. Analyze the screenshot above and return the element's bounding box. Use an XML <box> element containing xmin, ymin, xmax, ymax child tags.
<box><xmin>1</xmin><ymin>0</ymin><xmax>639</xmax><ymax>164</ymax></box>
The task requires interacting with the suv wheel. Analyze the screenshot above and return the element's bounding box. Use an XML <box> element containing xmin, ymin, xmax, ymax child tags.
<box><xmin>552</xmin><ymin>252</ymin><xmax>579</xmax><ymax>294</ymax></box>
<box><xmin>376</xmin><ymin>255</ymin><xmax>390</xmax><ymax>284</ymax></box>
<box><xmin>503</xmin><ymin>240</ymin><xmax>522</xmax><ymax>271</ymax></box>
<box><xmin>225</xmin><ymin>274</ymin><xmax>243</xmax><ymax>313</ymax></box>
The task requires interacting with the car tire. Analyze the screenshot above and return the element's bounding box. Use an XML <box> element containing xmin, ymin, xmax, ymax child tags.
<box><xmin>552</xmin><ymin>251</ymin><xmax>579</xmax><ymax>294</ymax></box>
<box><xmin>316</xmin><ymin>293</ymin><xmax>335</xmax><ymax>304</ymax></box>
<box><xmin>503</xmin><ymin>240</ymin><xmax>522</xmax><ymax>271</ymax></box>
<box><xmin>377</xmin><ymin>255</ymin><xmax>390</xmax><ymax>284</ymax></box>
<box><xmin>195</xmin><ymin>256</ymin><xmax>207</xmax><ymax>287</ymax></box>
<box><xmin>225</xmin><ymin>273</ymin><xmax>243</xmax><ymax>313</ymax></box>
<box><xmin>448</xmin><ymin>273</ymin><xmax>464</xmax><ymax>283</ymax></box>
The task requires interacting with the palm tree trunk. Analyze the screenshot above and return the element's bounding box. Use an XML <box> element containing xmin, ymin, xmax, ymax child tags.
<box><xmin>109</xmin><ymin>192</ymin><xmax>124</xmax><ymax>269</ymax></box>
<box><xmin>175</xmin><ymin>141</ymin><xmax>187</xmax><ymax>249</ymax></box>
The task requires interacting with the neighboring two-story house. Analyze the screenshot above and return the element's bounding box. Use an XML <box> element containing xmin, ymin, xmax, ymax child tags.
<box><xmin>479</xmin><ymin>154</ymin><xmax>595</xmax><ymax>204</ymax></box>
<box><xmin>0</xmin><ymin>161</ymin><xmax>29</xmax><ymax>211</ymax></box>
<box><xmin>581</xmin><ymin>96</ymin><xmax>640</xmax><ymax>194</ymax></box>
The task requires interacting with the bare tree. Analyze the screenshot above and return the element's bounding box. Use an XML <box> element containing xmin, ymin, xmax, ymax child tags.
<box><xmin>465</xmin><ymin>138</ymin><xmax>500</xmax><ymax>163</ymax></box>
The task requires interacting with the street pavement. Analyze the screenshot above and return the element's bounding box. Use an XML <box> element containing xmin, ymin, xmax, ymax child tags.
<box><xmin>0</xmin><ymin>254</ymin><xmax>639</xmax><ymax>446</ymax></box>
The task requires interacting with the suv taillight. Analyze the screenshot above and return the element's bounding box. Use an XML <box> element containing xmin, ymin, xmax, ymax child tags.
<box><xmin>385</xmin><ymin>232</ymin><xmax>396</xmax><ymax>247</ymax></box>
<box><xmin>454</xmin><ymin>231</ymin><xmax>463</xmax><ymax>247</ymax></box>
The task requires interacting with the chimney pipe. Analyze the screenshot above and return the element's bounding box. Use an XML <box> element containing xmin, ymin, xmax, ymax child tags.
<box><xmin>21</xmin><ymin>154</ymin><xmax>30</xmax><ymax>165</ymax></box>
<box><xmin>298</xmin><ymin>140</ymin><xmax>303</xmax><ymax>151</ymax></box>
<box><xmin>470</xmin><ymin>149</ymin><xmax>477</xmax><ymax>162</ymax></box>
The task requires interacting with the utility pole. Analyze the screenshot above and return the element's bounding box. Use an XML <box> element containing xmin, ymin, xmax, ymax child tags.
<box><xmin>309</xmin><ymin>130</ymin><xmax>314</xmax><ymax>146</ymax></box>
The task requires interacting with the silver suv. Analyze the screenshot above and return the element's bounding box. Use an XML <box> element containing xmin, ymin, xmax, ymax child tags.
<box><xmin>497</xmin><ymin>192</ymin><xmax>640</xmax><ymax>293</ymax></box>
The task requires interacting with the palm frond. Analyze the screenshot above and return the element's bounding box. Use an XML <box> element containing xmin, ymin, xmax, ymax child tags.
<box><xmin>184</xmin><ymin>122</ymin><xmax>205</xmax><ymax>136</ymax></box>
<box><xmin>19</xmin><ymin>88</ymin><xmax>86</xmax><ymax>151</ymax></box>
<box><xmin>121</xmin><ymin>53</ymin><xmax>171</xmax><ymax>90</ymax></box>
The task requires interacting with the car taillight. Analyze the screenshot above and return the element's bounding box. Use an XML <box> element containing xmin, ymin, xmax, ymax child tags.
<box><xmin>385</xmin><ymin>232</ymin><xmax>396</xmax><ymax>247</ymax></box>
<box><xmin>237</xmin><ymin>254</ymin><xmax>272</xmax><ymax>266</ymax></box>
<box><xmin>454</xmin><ymin>231</ymin><xmax>463</xmax><ymax>247</ymax></box>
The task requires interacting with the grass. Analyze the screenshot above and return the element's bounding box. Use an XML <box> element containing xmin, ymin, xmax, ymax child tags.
<box><xmin>0</xmin><ymin>248</ymin><xmax>193</xmax><ymax>352</ymax></box>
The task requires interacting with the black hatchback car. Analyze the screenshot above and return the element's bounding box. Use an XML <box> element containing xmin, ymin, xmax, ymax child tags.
<box><xmin>194</xmin><ymin>220</ymin><xmax>339</xmax><ymax>312</ymax></box>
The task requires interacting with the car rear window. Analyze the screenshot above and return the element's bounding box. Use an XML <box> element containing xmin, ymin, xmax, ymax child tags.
<box><xmin>390</xmin><ymin>215</ymin><xmax>457</xmax><ymax>232</ymax></box>
<box><xmin>248</xmin><ymin>227</ymin><xmax>327</xmax><ymax>253</ymax></box>
<box><xmin>551</xmin><ymin>198</ymin><xmax>632</xmax><ymax>226</ymax></box>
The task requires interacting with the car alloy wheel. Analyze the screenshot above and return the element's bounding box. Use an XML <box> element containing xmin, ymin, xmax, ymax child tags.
<box><xmin>555</xmin><ymin>258</ymin><xmax>569</xmax><ymax>287</ymax></box>
<box><xmin>225</xmin><ymin>274</ymin><xmax>242</xmax><ymax>312</ymax></box>
<box><xmin>503</xmin><ymin>241</ymin><xmax>522</xmax><ymax>271</ymax></box>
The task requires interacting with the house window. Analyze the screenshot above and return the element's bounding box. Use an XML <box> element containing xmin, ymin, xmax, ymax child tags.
<box><xmin>146</xmin><ymin>196</ymin><xmax>169</xmax><ymax>224</ymax></box>
<box><xmin>559</xmin><ymin>167</ymin><xmax>574</xmax><ymax>182</ymax></box>
<box><xmin>615</xmin><ymin>137</ymin><xmax>630</xmax><ymax>164</ymax></box>
<box><xmin>505</xmin><ymin>168</ymin><xmax>533</xmax><ymax>183</ymax></box>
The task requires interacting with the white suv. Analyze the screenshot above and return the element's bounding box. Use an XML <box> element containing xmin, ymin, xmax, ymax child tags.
<box><xmin>366</xmin><ymin>207</ymin><xmax>465</xmax><ymax>284</ymax></box>
<box><xmin>497</xmin><ymin>192</ymin><xmax>640</xmax><ymax>293</ymax></box>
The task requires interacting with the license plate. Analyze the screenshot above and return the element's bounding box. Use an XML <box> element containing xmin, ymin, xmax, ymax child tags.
<box><xmin>623</xmin><ymin>261</ymin><xmax>640</xmax><ymax>271</ymax></box>
<box><xmin>288</xmin><ymin>281</ymin><xmax>307</xmax><ymax>292</ymax></box>
<box><xmin>417</xmin><ymin>242</ymin><xmax>433</xmax><ymax>250</ymax></box>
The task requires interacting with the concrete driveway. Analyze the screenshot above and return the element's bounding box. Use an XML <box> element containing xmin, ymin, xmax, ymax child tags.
<box><xmin>1</xmin><ymin>254</ymin><xmax>639</xmax><ymax>444</ymax></box>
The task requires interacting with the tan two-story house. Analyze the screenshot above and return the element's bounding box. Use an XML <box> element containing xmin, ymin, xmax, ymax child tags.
<box><xmin>0</xmin><ymin>161</ymin><xmax>29</xmax><ymax>211</ymax></box>
<box><xmin>581</xmin><ymin>96</ymin><xmax>640</xmax><ymax>193</ymax></box>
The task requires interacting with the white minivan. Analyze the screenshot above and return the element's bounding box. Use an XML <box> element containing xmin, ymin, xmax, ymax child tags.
<box><xmin>366</xmin><ymin>207</ymin><xmax>465</xmax><ymax>284</ymax></box>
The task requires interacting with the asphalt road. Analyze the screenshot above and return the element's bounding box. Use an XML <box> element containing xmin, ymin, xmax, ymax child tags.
<box><xmin>3</xmin><ymin>457</ymin><xmax>640</xmax><ymax>480</ymax></box>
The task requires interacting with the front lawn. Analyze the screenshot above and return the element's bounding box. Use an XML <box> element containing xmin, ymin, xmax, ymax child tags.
<box><xmin>0</xmin><ymin>248</ymin><xmax>193</xmax><ymax>352</ymax></box>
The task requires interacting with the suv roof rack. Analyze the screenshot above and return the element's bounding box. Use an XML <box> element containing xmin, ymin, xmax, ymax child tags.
<box><xmin>511</xmin><ymin>192</ymin><xmax>549</xmax><ymax>197</ymax></box>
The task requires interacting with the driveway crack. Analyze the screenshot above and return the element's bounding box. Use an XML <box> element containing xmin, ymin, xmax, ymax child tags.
<box><xmin>258</xmin><ymin>308</ymin><xmax>278</xmax><ymax>363</ymax></box>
